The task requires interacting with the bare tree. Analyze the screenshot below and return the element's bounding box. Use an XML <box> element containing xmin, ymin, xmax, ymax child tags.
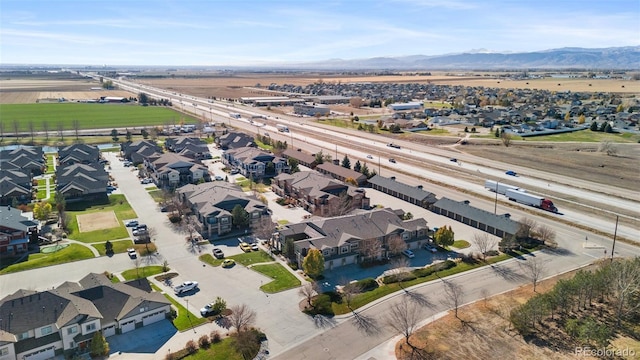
<box><xmin>28</xmin><ymin>121</ymin><xmax>36</xmax><ymax>143</ymax></box>
<box><xmin>57</xmin><ymin>121</ymin><xmax>65</xmax><ymax>141</ymax></box>
<box><xmin>519</xmin><ymin>257</ymin><xmax>547</xmax><ymax>292</ymax></box>
<box><xmin>610</xmin><ymin>258</ymin><xmax>640</xmax><ymax>327</ymax></box>
<box><xmin>72</xmin><ymin>119</ymin><xmax>81</xmax><ymax>140</ymax></box>
<box><xmin>388</xmin><ymin>255</ymin><xmax>413</xmax><ymax>291</ymax></box>
<box><xmin>12</xmin><ymin>120</ymin><xmax>20</xmax><ymax>141</ymax></box>
<box><xmin>42</xmin><ymin>120</ymin><xmax>49</xmax><ymax>140</ymax></box>
<box><xmin>385</xmin><ymin>299</ymin><xmax>424</xmax><ymax>355</ymax></box>
<box><xmin>340</xmin><ymin>279</ymin><xmax>362</xmax><ymax>312</ymax></box>
<box><xmin>349</xmin><ymin>97</ymin><xmax>363</xmax><ymax>108</ymax></box>
<box><xmin>536</xmin><ymin>224</ymin><xmax>557</xmax><ymax>247</ymax></box>
<box><xmin>500</xmin><ymin>132</ymin><xmax>512</xmax><ymax>147</ymax></box>
<box><xmin>598</xmin><ymin>140</ymin><xmax>618</xmax><ymax>156</ymax></box>
<box><xmin>516</xmin><ymin>217</ymin><xmax>537</xmax><ymax>241</ymax></box>
<box><xmin>474</xmin><ymin>232</ymin><xmax>498</xmax><ymax>261</ymax></box>
<box><xmin>229</xmin><ymin>304</ymin><xmax>256</xmax><ymax>333</ymax></box>
<box><xmin>234</xmin><ymin>329</ymin><xmax>260</xmax><ymax>360</ymax></box>
<box><xmin>298</xmin><ymin>282</ymin><xmax>320</xmax><ymax>308</ymax></box>
<box><xmin>251</xmin><ymin>217</ymin><xmax>276</xmax><ymax>242</ymax></box>
<box><xmin>324</xmin><ymin>191</ymin><xmax>353</xmax><ymax>217</ymax></box>
<box><xmin>359</xmin><ymin>238</ymin><xmax>383</xmax><ymax>263</ymax></box>
<box><xmin>441</xmin><ymin>280</ymin><xmax>464</xmax><ymax>319</ymax></box>
<box><xmin>387</xmin><ymin>233</ymin><xmax>407</xmax><ymax>257</ymax></box>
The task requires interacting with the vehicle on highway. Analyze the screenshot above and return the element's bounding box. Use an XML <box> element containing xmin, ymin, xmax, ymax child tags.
<box><xmin>174</xmin><ymin>281</ymin><xmax>199</xmax><ymax>294</ymax></box>
<box><xmin>389</xmin><ymin>158</ymin><xmax>397</xmax><ymax>163</ymax></box>
<box><xmin>239</xmin><ymin>242</ymin><xmax>252</xmax><ymax>253</ymax></box>
<box><xmin>276</xmin><ymin>124</ymin><xmax>289</xmax><ymax>132</ymax></box>
<box><xmin>127</xmin><ymin>248</ymin><xmax>137</xmax><ymax>259</ymax></box>
<box><xmin>222</xmin><ymin>259</ymin><xmax>236</xmax><ymax>268</ymax></box>
<box><xmin>505</xmin><ymin>170</ymin><xmax>517</xmax><ymax>176</ymax></box>
<box><xmin>387</xmin><ymin>143</ymin><xmax>401</xmax><ymax>149</ymax></box>
<box><xmin>450</xmin><ymin>158</ymin><xmax>457</xmax><ymax>162</ymax></box>
<box><xmin>402</xmin><ymin>249</ymin><xmax>415</xmax><ymax>258</ymax></box>
<box><xmin>505</xmin><ymin>189</ymin><xmax>558</xmax><ymax>213</ymax></box>
<box><xmin>212</xmin><ymin>247</ymin><xmax>224</xmax><ymax>259</ymax></box>
<box><xmin>366</xmin><ymin>154</ymin><xmax>373</xmax><ymax>159</ymax></box>
<box><xmin>125</xmin><ymin>220</ymin><xmax>139</xmax><ymax>227</ymax></box>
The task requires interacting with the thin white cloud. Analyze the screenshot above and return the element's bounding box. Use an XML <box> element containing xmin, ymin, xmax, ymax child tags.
<box><xmin>11</xmin><ymin>17</ymin><xmax>209</xmax><ymax>30</ymax></box>
<box><xmin>0</xmin><ymin>28</ymin><xmax>148</xmax><ymax>46</ymax></box>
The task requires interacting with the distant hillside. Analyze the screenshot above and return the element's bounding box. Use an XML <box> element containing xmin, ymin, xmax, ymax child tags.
<box><xmin>296</xmin><ymin>47</ymin><xmax>640</xmax><ymax>70</ymax></box>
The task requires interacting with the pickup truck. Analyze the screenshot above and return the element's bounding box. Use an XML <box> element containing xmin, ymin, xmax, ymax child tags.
<box><xmin>174</xmin><ymin>281</ymin><xmax>199</xmax><ymax>294</ymax></box>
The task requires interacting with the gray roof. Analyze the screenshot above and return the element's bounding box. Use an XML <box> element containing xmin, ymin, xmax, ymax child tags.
<box><xmin>178</xmin><ymin>182</ymin><xmax>267</xmax><ymax>217</ymax></box>
<box><xmin>433</xmin><ymin>197</ymin><xmax>520</xmax><ymax>235</ymax></box>
<box><xmin>368</xmin><ymin>175</ymin><xmax>436</xmax><ymax>203</ymax></box>
<box><xmin>0</xmin><ymin>206</ymin><xmax>38</xmax><ymax>231</ymax></box>
<box><xmin>316</xmin><ymin>163</ymin><xmax>367</xmax><ymax>183</ymax></box>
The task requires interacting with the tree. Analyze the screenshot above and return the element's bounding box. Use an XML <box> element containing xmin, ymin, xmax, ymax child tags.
<box><xmin>598</xmin><ymin>140</ymin><xmax>618</xmax><ymax>156</ymax></box>
<box><xmin>139</xmin><ymin>92</ymin><xmax>149</xmax><ymax>104</ymax></box>
<box><xmin>234</xmin><ymin>328</ymin><xmax>261</xmax><ymax>360</ymax></box>
<box><xmin>111</xmin><ymin>129</ymin><xmax>119</xmax><ymax>142</ymax></box>
<box><xmin>341</xmin><ymin>155</ymin><xmax>351</xmax><ymax>169</ymax></box>
<box><xmin>599</xmin><ymin>121</ymin><xmax>608</xmax><ymax>132</ymax></box>
<box><xmin>212</xmin><ymin>296</ymin><xmax>227</xmax><ymax>315</ymax></box>
<box><xmin>141</xmin><ymin>128</ymin><xmax>149</xmax><ymax>139</ymax></box>
<box><xmin>125</xmin><ymin>129</ymin><xmax>132</xmax><ymax>141</ymax></box>
<box><xmin>12</xmin><ymin>120</ymin><xmax>20</xmax><ymax>141</ymax></box>
<box><xmin>283</xmin><ymin>238</ymin><xmax>296</xmax><ymax>261</ymax></box>
<box><xmin>360</xmin><ymin>163</ymin><xmax>370</xmax><ymax>178</ymax></box>
<box><xmin>590</xmin><ymin>121</ymin><xmax>598</xmax><ymax>131</ymax></box>
<box><xmin>474</xmin><ymin>232</ymin><xmax>498</xmax><ymax>261</ymax></box>
<box><xmin>229</xmin><ymin>304</ymin><xmax>256</xmax><ymax>333</ymax></box>
<box><xmin>0</xmin><ymin>121</ymin><xmax>4</xmax><ymax>142</ymax></box>
<box><xmin>578</xmin><ymin>114</ymin><xmax>586</xmax><ymax>124</ymax></box>
<box><xmin>387</xmin><ymin>233</ymin><xmax>407</xmax><ymax>257</ymax></box>
<box><xmin>302</xmin><ymin>248</ymin><xmax>324</xmax><ymax>279</ymax></box>
<box><xmin>288</xmin><ymin>158</ymin><xmax>300</xmax><ymax>173</ymax></box>
<box><xmin>434</xmin><ymin>226</ymin><xmax>454</xmax><ymax>248</ymax></box>
<box><xmin>536</xmin><ymin>224</ymin><xmax>557</xmax><ymax>247</ymax></box>
<box><xmin>28</xmin><ymin>121</ymin><xmax>35</xmax><ymax>143</ymax></box>
<box><xmin>57</xmin><ymin>122</ymin><xmax>65</xmax><ymax>140</ymax></box>
<box><xmin>72</xmin><ymin>119</ymin><xmax>81</xmax><ymax>140</ymax></box>
<box><xmin>314</xmin><ymin>151</ymin><xmax>324</xmax><ymax>165</ymax></box>
<box><xmin>54</xmin><ymin>191</ymin><xmax>66</xmax><ymax>214</ymax></box>
<box><xmin>604</xmin><ymin>123</ymin><xmax>613</xmax><ymax>133</ymax></box>
<box><xmin>499</xmin><ymin>235</ymin><xmax>518</xmax><ymax>253</ymax></box>
<box><xmin>231</xmin><ymin>204</ymin><xmax>250</xmax><ymax>229</ymax></box>
<box><xmin>441</xmin><ymin>280</ymin><xmax>464</xmax><ymax>319</ymax></box>
<box><xmin>609</xmin><ymin>257</ymin><xmax>640</xmax><ymax>327</ymax></box>
<box><xmin>516</xmin><ymin>217</ymin><xmax>537</xmax><ymax>241</ymax></box>
<box><xmin>251</xmin><ymin>218</ymin><xmax>275</xmax><ymax>242</ymax></box>
<box><xmin>564</xmin><ymin>112</ymin><xmax>571</xmax><ymax>121</ymax></box>
<box><xmin>104</xmin><ymin>240</ymin><xmax>113</xmax><ymax>255</ymax></box>
<box><xmin>33</xmin><ymin>202</ymin><xmax>52</xmax><ymax>221</ymax></box>
<box><xmin>89</xmin><ymin>331</ymin><xmax>109</xmax><ymax>358</ymax></box>
<box><xmin>299</xmin><ymin>282</ymin><xmax>320</xmax><ymax>308</ymax></box>
<box><xmin>349</xmin><ymin>97</ymin><xmax>363</xmax><ymax>108</ymax></box>
<box><xmin>385</xmin><ymin>299</ymin><xmax>424</xmax><ymax>354</ymax></box>
<box><xmin>519</xmin><ymin>257</ymin><xmax>547</xmax><ymax>292</ymax></box>
<box><xmin>353</xmin><ymin>160</ymin><xmax>362</xmax><ymax>173</ymax></box>
<box><xmin>494</xmin><ymin>127</ymin><xmax>501</xmax><ymax>137</ymax></box>
<box><xmin>388</xmin><ymin>255</ymin><xmax>413</xmax><ymax>290</ymax></box>
<box><xmin>344</xmin><ymin>177</ymin><xmax>357</xmax><ymax>186</ymax></box>
<box><xmin>359</xmin><ymin>238</ymin><xmax>383</xmax><ymax>263</ymax></box>
<box><xmin>500</xmin><ymin>132</ymin><xmax>513</xmax><ymax>147</ymax></box>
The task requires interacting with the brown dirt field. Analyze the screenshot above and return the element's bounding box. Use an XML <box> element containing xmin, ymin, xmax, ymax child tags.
<box><xmin>0</xmin><ymin>78</ymin><xmax>135</xmax><ymax>104</ymax></box>
<box><xmin>76</xmin><ymin>211</ymin><xmax>119</xmax><ymax>232</ymax></box>
<box><xmin>400</xmin><ymin>265</ymin><xmax>639</xmax><ymax>360</ymax></box>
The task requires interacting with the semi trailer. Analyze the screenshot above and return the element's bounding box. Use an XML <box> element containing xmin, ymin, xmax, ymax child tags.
<box><xmin>485</xmin><ymin>180</ymin><xmax>522</xmax><ymax>195</ymax></box>
<box><xmin>505</xmin><ymin>189</ymin><xmax>558</xmax><ymax>213</ymax></box>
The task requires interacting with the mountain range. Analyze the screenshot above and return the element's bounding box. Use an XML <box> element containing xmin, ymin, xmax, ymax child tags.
<box><xmin>291</xmin><ymin>46</ymin><xmax>640</xmax><ymax>70</ymax></box>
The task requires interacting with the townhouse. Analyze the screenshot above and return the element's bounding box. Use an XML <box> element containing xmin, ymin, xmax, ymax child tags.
<box><xmin>222</xmin><ymin>147</ymin><xmax>289</xmax><ymax>180</ymax></box>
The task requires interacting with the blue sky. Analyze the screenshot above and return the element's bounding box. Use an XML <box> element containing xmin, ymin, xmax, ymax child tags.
<box><xmin>1</xmin><ymin>0</ymin><xmax>638</xmax><ymax>66</ymax></box>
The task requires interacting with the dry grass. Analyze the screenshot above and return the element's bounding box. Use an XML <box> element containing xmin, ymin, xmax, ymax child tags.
<box><xmin>400</xmin><ymin>267</ymin><xmax>639</xmax><ymax>360</ymax></box>
<box><xmin>76</xmin><ymin>211</ymin><xmax>120</xmax><ymax>232</ymax></box>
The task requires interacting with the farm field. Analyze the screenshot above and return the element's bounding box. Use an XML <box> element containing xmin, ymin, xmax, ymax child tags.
<box><xmin>0</xmin><ymin>103</ymin><xmax>198</xmax><ymax>132</ymax></box>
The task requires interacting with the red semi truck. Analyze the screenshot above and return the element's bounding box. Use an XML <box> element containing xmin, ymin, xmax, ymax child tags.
<box><xmin>505</xmin><ymin>189</ymin><xmax>558</xmax><ymax>213</ymax></box>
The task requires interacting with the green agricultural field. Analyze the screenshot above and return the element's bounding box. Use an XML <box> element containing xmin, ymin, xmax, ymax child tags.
<box><xmin>0</xmin><ymin>103</ymin><xmax>198</xmax><ymax>132</ymax></box>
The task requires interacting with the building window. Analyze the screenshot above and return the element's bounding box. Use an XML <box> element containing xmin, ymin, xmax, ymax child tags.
<box><xmin>41</xmin><ymin>326</ymin><xmax>52</xmax><ymax>336</ymax></box>
<box><xmin>67</xmin><ymin>326</ymin><xmax>78</xmax><ymax>335</ymax></box>
<box><xmin>323</xmin><ymin>249</ymin><xmax>329</xmax><ymax>256</ymax></box>
<box><xmin>85</xmin><ymin>323</ymin><xmax>96</xmax><ymax>332</ymax></box>
<box><xmin>17</xmin><ymin>332</ymin><xmax>29</xmax><ymax>340</ymax></box>
<box><xmin>341</xmin><ymin>246</ymin><xmax>349</xmax><ymax>254</ymax></box>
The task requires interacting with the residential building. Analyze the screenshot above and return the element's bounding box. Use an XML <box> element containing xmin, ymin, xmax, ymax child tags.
<box><xmin>0</xmin><ymin>273</ymin><xmax>170</xmax><ymax>360</ymax></box>
<box><xmin>0</xmin><ymin>206</ymin><xmax>36</xmax><ymax>256</ymax></box>
<box><xmin>272</xmin><ymin>171</ymin><xmax>369</xmax><ymax>216</ymax></box>
<box><xmin>387</xmin><ymin>102</ymin><xmax>424</xmax><ymax>111</ymax></box>
<box><xmin>55</xmin><ymin>163</ymin><xmax>109</xmax><ymax>202</ymax></box>
<box><xmin>164</xmin><ymin>137</ymin><xmax>211</xmax><ymax>160</ymax></box>
<box><xmin>222</xmin><ymin>147</ymin><xmax>289</xmax><ymax>180</ymax></box>
<box><xmin>0</xmin><ymin>146</ymin><xmax>46</xmax><ymax>177</ymax></box>
<box><xmin>274</xmin><ymin>208</ymin><xmax>428</xmax><ymax>270</ymax></box>
<box><xmin>57</xmin><ymin>144</ymin><xmax>100</xmax><ymax>166</ymax></box>
<box><xmin>368</xmin><ymin>175</ymin><xmax>437</xmax><ymax>208</ymax></box>
<box><xmin>0</xmin><ymin>170</ymin><xmax>32</xmax><ymax>206</ymax></box>
<box><xmin>144</xmin><ymin>153</ymin><xmax>209</xmax><ymax>189</ymax></box>
<box><xmin>177</xmin><ymin>182</ymin><xmax>271</xmax><ymax>239</ymax></box>
<box><xmin>431</xmin><ymin>198</ymin><xmax>521</xmax><ymax>238</ymax></box>
<box><xmin>120</xmin><ymin>140</ymin><xmax>163</xmax><ymax>165</ymax></box>
<box><xmin>216</xmin><ymin>132</ymin><xmax>256</xmax><ymax>150</ymax></box>
<box><xmin>281</xmin><ymin>149</ymin><xmax>318</xmax><ymax>169</ymax></box>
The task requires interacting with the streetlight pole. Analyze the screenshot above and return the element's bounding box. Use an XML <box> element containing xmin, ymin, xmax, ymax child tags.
<box><xmin>611</xmin><ymin>215</ymin><xmax>619</xmax><ymax>262</ymax></box>
<box><xmin>494</xmin><ymin>180</ymin><xmax>499</xmax><ymax>214</ymax></box>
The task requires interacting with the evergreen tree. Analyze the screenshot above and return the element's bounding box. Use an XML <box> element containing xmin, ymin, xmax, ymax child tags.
<box><xmin>599</xmin><ymin>121</ymin><xmax>608</xmax><ymax>132</ymax></box>
<box><xmin>341</xmin><ymin>155</ymin><xmax>351</xmax><ymax>169</ymax></box>
<box><xmin>89</xmin><ymin>331</ymin><xmax>109</xmax><ymax>358</ymax></box>
<box><xmin>590</xmin><ymin>121</ymin><xmax>598</xmax><ymax>131</ymax></box>
<box><xmin>353</xmin><ymin>160</ymin><xmax>362</xmax><ymax>173</ymax></box>
<box><xmin>231</xmin><ymin>205</ymin><xmax>250</xmax><ymax>229</ymax></box>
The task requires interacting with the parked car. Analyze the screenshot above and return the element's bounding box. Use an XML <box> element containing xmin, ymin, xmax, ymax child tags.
<box><xmin>132</xmin><ymin>228</ymin><xmax>148</xmax><ymax>236</ymax></box>
<box><xmin>222</xmin><ymin>259</ymin><xmax>236</xmax><ymax>268</ymax></box>
<box><xmin>125</xmin><ymin>220</ymin><xmax>139</xmax><ymax>227</ymax></box>
<box><xmin>127</xmin><ymin>248</ymin><xmax>137</xmax><ymax>259</ymax></box>
<box><xmin>133</xmin><ymin>236</ymin><xmax>150</xmax><ymax>244</ymax></box>
<box><xmin>140</xmin><ymin>178</ymin><xmax>153</xmax><ymax>184</ymax></box>
<box><xmin>423</xmin><ymin>244</ymin><xmax>438</xmax><ymax>253</ymax></box>
<box><xmin>239</xmin><ymin>242</ymin><xmax>252</xmax><ymax>253</ymax></box>
<box><xmin>135</xmin><ymin>224</ymin><xmax>148</xmax><ymax>231</ymax></box>
<box><xmin>402</xmin><ymin>249</ymin><xmax>415</xmax><ymax>258</ymax></box>
<box><xmin>389</xmin><ymin>158</ymin><xmax>397</xmax><ymax>163</ymax></box>
<box><xmin>214</xmin><ymin>175</ymin><xmax>224</xmax><ymax>181</ymax></box>
<box><xmin>251</xmin><ymin>243</ymin><xmax>259</xmax><ymax>251</ymax></box>
<box><xmin>505</xmin><ymin>170</ymin><xmax>517</xmax><ymax>176</ymax></box>
<box><xmin>230</xmin><ymin>169</ymin><xmax>240</xmax><ymax>175</ymax></box>
<box><xmin>200</xmin><ymin>303</ymin><xmax>215</xmax><ymax>316</ymax></box>
<box><xmin>174</xmin><ymin>281</ymin><xmax>199</xmax><ymax>294</ymax></box>
<box><xmin>366</xmin><ymin>154</ymin><xmax>373</xmax><ymax>159</ymax></box>
<box><xmin>212</xmin><ymin>247</ymin><xmax>224</xmax><ymax>259</ymax></box>
<box><xmin>123</xmin><ymin>161</ymin><xmax>133</xmax><ymax>167</ymax></box>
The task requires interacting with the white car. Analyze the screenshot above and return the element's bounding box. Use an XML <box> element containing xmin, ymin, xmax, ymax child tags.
<box><xmin>423</xmin><ymin>244</ymin><xmax>438</xmax><ymax>253</ymax></box>
<box><xmin>366</xmin><ymin>155</ymin><xmax>373</xmax><ymax>159</ymax></box>
<box><xmin>401</xmin><ymin>249</ymin><xmax>415</xmax><ymax>259</ymax></box>
<box><xmin>140</xmin><ymin>178</ymin><xmax>153</xmax><ymax>184</ymax></box>
<box><xmin>127</xmin><ymin>248</ymin><xmax>137</xmax><ymax>259</ymax></box>
<box><xmin>174</xmin><ymin>281</ymin><xmax>199</xmax><ymax>294</ymax></box>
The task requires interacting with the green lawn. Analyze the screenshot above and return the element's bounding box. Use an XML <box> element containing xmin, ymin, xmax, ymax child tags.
<box><xmin>182</xmin><ymin>338</ymin><xmax>245</xmax><ymax>360</ymax></box>
<box><xmin>255</xmin><ymin>139</ymin><xmax>274</xmax><ymax>152</ymax></box>
<box><xmin>0</xmin><ymin>103</ymin><xmax>198</xmax><ymax>132</ymax></box>
<box><xmin>95</xmin><ymin>239</ymin><xmax>134</xmax><ymax>256</ymax></box>
<box><xmin>424</xmin><ymin>101</ymin><xmax>453</xmax><ymax>109</ymax></box>
<box><xmin>523</xmin><ymin>129</ymin><xmax>640</xmax><ymax>143</ymax></box>
<box><xmin>251</xmin><ymin>263</ymin><xmax>301</xmax><ymax>293</ymax></box>
<box><xmin>229</xmin><ymin>251</ymin><xmax>273</xmax><ymax>266</ymax></box>
<box><xmin>0</xmin><ymin>244</ymin><xmax>94</xmax><ymax>274</ymax></box>
<box><xmin>46</xmin><ymin>155</ymin><xmax>56</xmax><ymax>174</ymax></box>
<box><xmin>66</xmin><ymin>195</ymin><xmax>136</xmax><ymax>243</ymax></box>
<box><xmin>163</xmin><ymin>293</ymin><xmax>207</xmax><ymax>331</ymax></box>
<box><xmin>199</xmin><ymin>253</ymin><xmax>224</xmax><ymax>267</ymax></box>
<box><xmin>451</xmin><ymin>240</ymin><xmax>471</xmax><ymax>249</ymax></box>
<box><xmin>147</xmin><ymin>189</ymin><xmax>163</xmax><ymax>202</ymax></box>
<box><xmin>121</xmin><ymin>266</ymin><xmax>167</xmax><ymax>280</ymax></box>
<box><xmin>36</xmin><ymin>179</ymin><xmax>47</xmax><ymax>199</ymax></box>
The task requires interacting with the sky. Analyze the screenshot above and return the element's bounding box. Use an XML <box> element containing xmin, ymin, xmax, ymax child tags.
<box><xmin>1</xmin><ymin>0</ymin><xmax>638</xmax><ymax>66</ymax></box>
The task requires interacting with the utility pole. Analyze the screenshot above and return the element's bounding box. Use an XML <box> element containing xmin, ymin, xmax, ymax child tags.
<box><xmin>493</xmin><ymin>180</ymin><xmax>499</xmax><ymax>214</ymax></box>
<box><xmin>610</xmin><ymin>215</ymin><xmax>619</xmax><ymax>262</ymax></box>
<box><xmin>378</xmin><ymin>156</ymin><xmax>381</xmax><ymax>175</ymax></box>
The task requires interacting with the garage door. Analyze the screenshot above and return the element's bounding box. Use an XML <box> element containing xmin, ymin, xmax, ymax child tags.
<box><xmin>121</xmin><ymin>320</ymin><xmax>136</xmax><ymax>334</ymax></box>
<box><xmin>142</xmin><ymin>310</ymin><xmax>166</xmax><ymax>326</ymax></box>
<box><xmin>102</xmin><ymin>325</ymin><xmax>116</xmax><ymax>337</ymax></box>
<box><xmin>23</xmin><ymin>346</ymin><xmax>55</xmax><ymax>360</ymax></box>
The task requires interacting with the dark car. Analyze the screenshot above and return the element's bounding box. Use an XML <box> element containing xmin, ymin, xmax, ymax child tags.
<box><xmin>389</xmin><ymin>158</ymin><xmax>397</xmax><ymax>163</ymax></box>
<box><xmin>450</xmin><ymin>158</ymin><xmax>457</xmax><ymax>162</ymax></box>
<box><xmin>505</xmin><ymin>170</ymin><xmax>517</xmax><ymax>176</ymax></box>
<box><xmin>212</xmin><ymin>247</ymin><xmax>224</xmax><ymax>259</ymax></box>
<box><xmin>387</xmin><ymin>143</ymin><xmax>401</xmax><ymax>149</ymax></box>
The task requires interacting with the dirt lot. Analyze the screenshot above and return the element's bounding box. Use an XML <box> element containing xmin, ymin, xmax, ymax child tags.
<box><xmin>401</xmin><ymin>265</ymin><xmax>639</xmax><ymax>360</ymax></box>
<box><xmin>76</xmin><ymin>211</ymin><xmax>120</xmax><ymax>232</ymax></box>
<box><xmin>0</xmin><ymin>79</ymin><xmax>135</xmax><ymax>103</ymax></box>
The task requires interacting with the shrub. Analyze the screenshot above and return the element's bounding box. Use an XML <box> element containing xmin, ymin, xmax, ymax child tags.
<box><xmin>344</xmin><ymin>278</ymin><xmax>378</xmax><ymax>292</ymax></box>
<box><xmin>210</xmin><ymin>331</ymin><xmax>221</xmax><ymax>343</ymax></box>
<box><xmin>288</xmin><ymin>262</ymin><xmax>298</xmax><ymax>270</ymax></box>
<box><xmin>168</xmin><ymin>308</ymin><xmax>177</xmax><ymax>320</ymax></box>
<box><xmin>311</xmin><ymin>293</ymin><xmax>337</xmax><ymax>316</ymax></box>
<box><xmin>198</xmin><ymin>335</ymin><xmax>210</xmax><ymax>349</ymax></box>
<box><xmin>485</xmin><ymin>250</ymin><xmax>500</xmax><ymax>257</ymax></box>
<box><xmin>382</xmin><ymin>272</ymin><xmax>417</xmax><ymax>284</ymax></box>
<box><xmin>185</xmin><ymin>340</ymin><xmax>197</xmax><ymax>354</ymax></box>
